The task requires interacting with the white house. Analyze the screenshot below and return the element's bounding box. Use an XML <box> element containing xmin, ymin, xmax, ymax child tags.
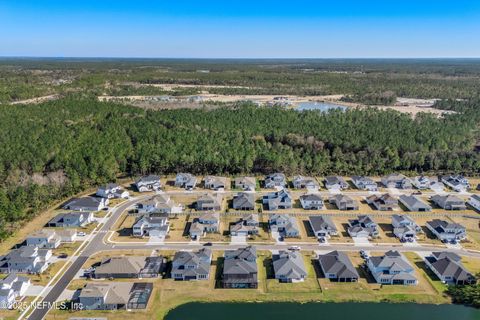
<box><xmin>0</xmin><ymin>274</ymin><xmax>31</xmax><ymax>309</ymax></box>
<box><xmin>467</xmin><ymin>194</ymin><xmax>480</xmax><ymax>211</ymax></box>
<box><xmin>96</xmin><ymin>183</ymin><xmax>129</xmax><ymax>199</ymax></box>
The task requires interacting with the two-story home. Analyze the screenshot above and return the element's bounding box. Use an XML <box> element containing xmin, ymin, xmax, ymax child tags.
<box><xmin>222</xmin><ymin>246</ymin><xmax>258</xmax><ymax>289</ymax></box>
<box><xmin>317</xmin><ymin>251</ymin><xmax>359</xmax><ymax>282</ymax></box>
<box><xmin>172</xmin><ymin>249</ymin><xmax>212</xmax><ymax>281</ymax></box>
<box><xmin>268</xmin><ymin>214</ymin><xmax>300</xmax><ymax>238</ymax></box>
<box><xmin>137</xmin><ymin>194</ymin><xmax>183</xmax><ymax>215</ymax></box>
<box><xmin>47</xmin><ymin>211</ymin><xmax>94</xmax><ymax>227</ymax></box>
<box><xmin>366</xmin><ymin>193</ymin><xmax>398</xmax><ymax>211</ymax></box>
<box><xmin>430</xmin><ymin>195</ymin><xmax>466</xmax><ymax>210</ymax></box>
<box><xmin>25</xmin><ymin>229</ymin><xmax>61</xmax><ymax>249</ymax></box>
<box><xmin>292</xmin><ymin>175</ymin><xmax>319</xmax><ymax>190</ymax></box>
<box><xmin>426</xmin><ymin>219</ymin><xmax>466</xmax><ymax>242</ymax></box>
<box><xmin>391</xmin><ymin>214</ymin><xmax>422</xmax><ymax>240</ymax></box>
<box><xmin>0</xmin><ymin>246</ymin><xmax>52</xmax><ymax>274</ymax></box>
<box><xmin>230</xmin><ymin>214</ymin><xmax>259</xmax><ymax>236</ymax></box>
<box><xmin>175</xmin><ymin>173</ymin><xmax>197</xmax><ymax>190</ymax></box>
<box><xmin>234</xmin><ymin>177</ymin><xmax>256</xmax><ymax>191</ymax></box>
<box><xmin>262</xmin><ymin>189</ymin><xmax>292</xmax><ymax>210</ymax></box>
<box><xmin>309</xmin><ymin>215</ymin><xmax>338</xmax><ymax>239</ymax></box>
<box><xmin>329</xmin><ymin>194</ymin><xmax>359</xmax><ymax>210</ymax></box>
<box><xmin>96</xmin><ymin>183</ymin><xmax>129</xmax><ymax>199</ymax></box>
<box><xmin>272</xmin><ymin>250</ymin><xmax>307</xmax><ymax>283</ymax></box>
<box><xmin>347</xmin><ymin>215</ymin><xmax>379</xmax><ymax>238</ymax></box>
<box><xmin>424</xmin><ymin>252</ymin><xmax>476</xmax><ymax>285</ymax></box>
<box><xmin>299</xmin><ymin>193</ymin><xmax>324</xmax><ymax>210</ymax></box>
<box><xmin>189</xmin><ymin>212</ymin><xmax>220</xmax><ymax>239</ymax></box>
<box><xmin>93</xmin><ymin>256</ymin><xmax>164</xmax><ymax>279</ymax></box>
<box><xmin>324</xmin><ymin>176</ymin><xmax>349</xmax><ymax>191</ymax></box>
<box><xmin>132</xmin><ymin>215</ymin><xmax>170</xmax><ymax>237</ymax></box>
<box><xmin>412</xmin><ymin>176</ymin><xmax>439</xmax><ymax>190</ymax></box>
<box><xmin>264</xmin><ymin>173</ymin><xmax>287</xmax><ymax>189</ymax></box>
<box><xmin>367</xmin><ymin>251</ymin><xmax>417</xmax><ymax>285</ymax></box>
<box><xmin>381</xmin><ymin>174</ymin><xmax>412</xmax><ymax>189</ymax></box>
<box><xmin>0</xmin><ymin>274</ymin><xmax>31</xmax><ymax>309</ymax></box>
<box><xmin>441</xmin><ymin>175</ymin><xmax>470</xmax><ymax>192</ymax></box>
<box><xmin>351</xmin><ymin>176</ymin><xmax>378</xmax><ymax>191</ymax></box>
<box><xmin>204</xmin><ymin>176</ymin><xmax>227</xmax><ymax>190</ymax></box>
<box><xmin>196</xmin><ymin>193</ymin><xmax>223</xmax><ymax>211</ymax></box>
<box><xmin>135</xmin><ymin>175</ymin><xmax>161</xmax><ymax>192</ymax></box>
<box><xmin>232</xmin><ymin>192</ymin><xmax>255</xmax><ymax>211</ymax></box>
<box><xmin>467</xmin><ymin>194</ymin><xmax>480</xmax><ymax>211</ymax></box>
<box><xmin>63</xmin><ymin>196</ymin><xmax>108</xmax><ymax>212</ymax></box>
<box><xmin>78</xmin><ymin>282</ymin><xmax>153</xmax><ymax>310</ymax></box>
<box><xmin>399</xmin><ymin>195</ymin><xmax>432</xmax><ymax>212</ymax></box>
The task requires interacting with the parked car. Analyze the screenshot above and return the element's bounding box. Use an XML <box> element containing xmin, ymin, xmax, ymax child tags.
<box><xmin>58</xmin><ymin>253</ymin><xmax>68</xmax><ymax>259</ymax></box>
<box><xmin>289</xmin><ymin>246</ymin><xmax>301</xmax><ymax>251</ymax></box>
<box><xmin>77</xmin><ymin>231</ymin><xmax>87</xmax><ymax>237</ymax></box>
<box><xmin>203</xmin><ymin>242</ymin><xmax>213</xmax><ymax>246</ymax></box>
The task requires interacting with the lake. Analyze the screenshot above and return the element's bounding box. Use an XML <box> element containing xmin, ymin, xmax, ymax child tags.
<box><xmin>165</xmin><ymin>302</ymin><xmax>480</xmax><ymax>320</ymax></box>
<box><xmin>296</xmin><ymin>101</ymin><xmax>348</xmax><ymax>112</ymax></box>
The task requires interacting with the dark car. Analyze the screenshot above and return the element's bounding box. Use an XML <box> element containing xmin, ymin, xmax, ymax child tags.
<box><xmin>203</xmin><ymin>242</ymin><xmax>213</xmax><ymax>246</ymax></box>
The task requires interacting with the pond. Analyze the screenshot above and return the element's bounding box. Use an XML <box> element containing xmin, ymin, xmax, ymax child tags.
<box><xmin>165</xmin><ymin>302</ymin><xmax>480</xmax><ymax>320</ymax></box>
<box><xmin>296</xmin><ymin>101</ymin><xmax>348</xmax><ymax>112</ymax></box>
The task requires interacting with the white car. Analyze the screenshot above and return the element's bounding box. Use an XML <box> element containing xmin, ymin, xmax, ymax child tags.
<box><xmin>288</xmin><ymin>246</ymin><xmax>301</xmax><ymax>251</ymax></box>
<box><xmin>77</xmin><ymin>232</ymin><xmax>87</xmax><ymax>237</ymax></box>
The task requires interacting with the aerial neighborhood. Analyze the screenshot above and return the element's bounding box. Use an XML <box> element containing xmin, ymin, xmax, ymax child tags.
<box><xmin>2</xmin><ymin>172</ymin><xmax>480</xmax><ymax>315</ymax></box>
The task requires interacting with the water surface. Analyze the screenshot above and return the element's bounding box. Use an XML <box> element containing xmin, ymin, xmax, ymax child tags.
<box><xmin>165</xmin><ymin>302</ymin><xmax>480</xmax><ymax>320</ymax></box>
<box><xmin>296</xmin><ymin>101</ymin><xmax>348</xmax><ymax>111</ymax></box>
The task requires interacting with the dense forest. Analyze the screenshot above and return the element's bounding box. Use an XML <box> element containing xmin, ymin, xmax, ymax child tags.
<box><xmin>0</xmin><ymin>94</ymin><xmax>480</xmax><ymax>239</ymax></box>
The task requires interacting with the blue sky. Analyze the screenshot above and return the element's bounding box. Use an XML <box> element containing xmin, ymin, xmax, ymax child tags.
<box><xmin>1</xmin><ymin>1</ymin><xmax>479</xmax><ymax>58</ymax></box>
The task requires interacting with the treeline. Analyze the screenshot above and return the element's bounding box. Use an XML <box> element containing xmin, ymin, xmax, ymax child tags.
<box><xmin>0</xmin><ymin>97</ymin><xmax>480</xmax><ymax>239</ymax></box>
<box><xmin>447</xmin><ymin>284</ymin><xmax>480</xmax><ymax>308</ymax></box>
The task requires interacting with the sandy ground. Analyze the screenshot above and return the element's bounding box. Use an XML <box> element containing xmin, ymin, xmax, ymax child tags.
<box><xmin>10</xmin><ymin>94</ymin><xmax>60</xmax><ymax>105</ymax></box>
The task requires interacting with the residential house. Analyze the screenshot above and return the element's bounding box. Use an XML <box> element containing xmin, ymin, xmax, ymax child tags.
<box><xmin>204</xmin><ymin>176</ymin><xmax>227</xmax><ymax>190</ymax></box>
<box><xmin>222</xmin><ymin>246</ymin><xmax>258</xmax><ymax>288</ymax></box>
<box><xmin>0</xmin><ymin>274</ymin><xmax>30</xmax><ymax>309</ymax></box>
<box><xmin>351</xmin><ymin>176</ymin><xmax>378</xmax><ymax>191</ymax></box>
<box><xmin>264</xmin><ymin>173</ymin><xmax>287</xmax><ymax>189</ymax></box>
<box><xmin>366</xmin><ymin>193</ymin><xmax>398</xmax><ymax>211</ymax></box>
<box><xmin>308</xmin><ymin>215</ymin><xmax>338</xmax><ymax>239</ymax></box>
<box><xmin>55</xmin><ymin>229</ymin><xmax>77</xmax><ymax>242</ymax></box>
<box><xmin>268</xmin><ymin>214</ymin><xmax>300</xmax><ymax>238</ymax></box>
<box><xmin>381</xmin><ymin>174</ymin><xmax>412</xmax><ymax>189</ymax></box>
<box><xmin>426</xmin><ymin>219</ymin><xmax>466</xmax><ymax>242</ymax></box>
<box><xmin>137</xmin><ymin>194</ymin><xmax>183</xmax><ymax>214</ymax></box>
<box><xmin>0</xmin><ymin>246</ymin><xmax>52</xmax><ymax>274</ymax></box>
<box><xmin>329</xmin><ymin>194</ymin><xmax>359</xmax><ymax>210</ymax></box>
<box><xmin>317</xmin><ymin>251</ymin><xmax>359</xmax><ymax>282</ymax></box>
<box><xmin>230</xmin><ymin>214</ymin><xmax>259</xmax><ymax>236</ymax></box>
<box><xmin>189</xmin><ymin>213</ymin><xmax>220</xmax><ymax>239</ymax></box>
<box><xmin>196</xmin><ymin>193</ymin><xmax>223</xmax><ymax>211</ymax></box>
<box><xmin>292</xmin><ymin>175</ymin><xmax>319</xmax><ymax>190</ymax></box>
<box><xmin>272</xmin><ymin>250</ymin><xmax>307</xmax><ymax>283</ymax></box>
<box><xmin>399</xmin><ymin>195</ymin><xmax>432</xmax><ymax>212</ymax></box>
<box><xmin>172</xmin><ymin>249</ymin><xmax>212</xmax><ymax>281</ymax></box>
<box><xmin>132</xmin><ymin>215</ymin><xmax>170</xmax><ymax>237</ymax></box>
<box><xmin>93</xmin><ymin>256</ymin><xmax>163</xmax><ymax>279</ymax></box>
<box><xmin>96</xmin><ymin>183</ymin><xmax>129</xmax><ymax>199</ymax></box>
<box><xmin>324</xmin><ymin>176</ymin><xmax>349</xmax><ymax>191</ymax></box>
<box><xmin>232</xmin><ymin>192</ymin><xmax>255</xmax><ymax>211</ymax></box>
<box><xmin>412</xmin><ymin>176</ymin><xmax>443</xmax><ymax>190</ymax></box>
<box><xmin>135</xmin><ymin>175</ymin><xmax>161</xmax><ymax>192</ymax></box>
<box><xmin>347</xmin><ymin>215</ymin><xmax>379</xmax><ymax>238</ymax></box>
<box><xmin>63</xmin><ymin>196</ymin><xmax>108</xmax><ymax>211</ymax></box>
<box><xmin>234</xmin><ymin>177</ymin><xmax>256</xmax><ymax>191</ymax></box>
<box><xmin>391</xmin><ymin>214</ymin><xmax>422</xmax><ymax>240</ymax></box>
<box><xmin>299</xmin><ymin>193</ymin><xmax>324</xmax><ymax>210</ymax></box>
<box><xmin>425</xmin><ymin>252</ymin><xmax>476</xmax><ymax>285</ymax></box>
<box><xmin>367</xmin><ymin>251</ymin><xmax>417</xmax><ymax>285</ymax></box>
<box><xmin>262</xmin><ymin>189</ymin><xmax>292</xmax><ymax>210</ymax></box>
<box><xmin>467</xmin><ymin>194</ymin><xmax>480</xmax><ymax>211</ymax></box>
<box><xmin>25</xmin><ymin>229</ymin><xmax>61</xmax><ymax>249</ymax></box>
<box><xmin>175</xmin><ymin>173</ymin><xmax>197</xmax><ymax>190</ymax></box>
<box><xmin>442</xmin><ymin>175</ymin><xmax>470</xmax><ymax>192</ymax></box>
<box><xmin>47</xmin><ymin>211</ymin><xmax>94</xmax><ymax>227</ymax></box>
<box><xmin>430</xmin><ymin>195</ymin><xmax>466</xmax><ymax>210</ymax></box>
<box><xmin>78</xmin><ymin>282</ymin><xmax>153</xmax><ymax>310</ymax></box>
